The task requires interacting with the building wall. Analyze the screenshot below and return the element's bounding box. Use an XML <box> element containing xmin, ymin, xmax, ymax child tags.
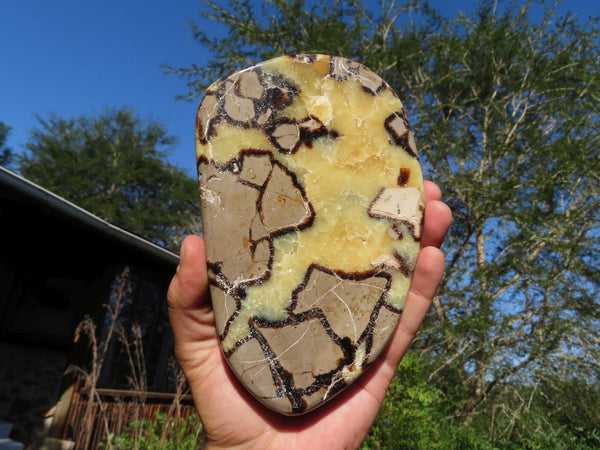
<box><xmin>0</xmin><ymin>343</ymin><xmax>68</xmax><ymax>448</ymax></box>
<box><xmin>0</xmin><ymin>169</ymin><xmax>180</xmax><ymax>447</ymax></box>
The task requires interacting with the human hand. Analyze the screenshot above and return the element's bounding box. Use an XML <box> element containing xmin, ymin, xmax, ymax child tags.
<box><xmin>168</xmin><ymin>180</ymin><xmax>452</xmax><ymax>450</ymax></box>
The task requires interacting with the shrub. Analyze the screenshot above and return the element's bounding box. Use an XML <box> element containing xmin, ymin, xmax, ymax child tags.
<box><xmin>102</xmin><ymin>411</ymin><xmax>204</xmax><ymax>449</ymax></box>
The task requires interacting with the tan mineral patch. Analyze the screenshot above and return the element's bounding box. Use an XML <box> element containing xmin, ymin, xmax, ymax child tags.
<box><xmin>256</xmin><ymin>318</ymin><xmax>345</xmax><ymax>390</ymax></box>
<box><xmin>293</xmin><ymin>267</ymin><xmax>388</xmax><ymax>343</ymax></box>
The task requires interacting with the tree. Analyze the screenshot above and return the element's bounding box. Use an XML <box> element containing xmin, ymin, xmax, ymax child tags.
<box><xmin>162</xmin><ymin>0</ymin><xmax>371</xmax><ymax>100</ymax></box>
<box><xmin>0</xmin><ymin>121</ymin><xmax>15</xmax><ymax>169</ymax></box>
<box><xmin>19</xmin><ymin>108</ymin><xmax>200</xmax><ymax>251</ymax></box>
<box><xmin>167</xmin><ymin>0</ymin><xmax>600</xmax><ymax>446</ymax></box>
<box><xmin>397</xmin><ymin>1</ymin><xmax>600</xmax><ymax>432</ymax></box>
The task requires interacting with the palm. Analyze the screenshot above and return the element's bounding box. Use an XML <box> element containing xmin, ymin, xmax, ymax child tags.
<box><xmin>168</xmin><ymin>181</ymin><xmax>451</xmax><ymax>449</ymax></box>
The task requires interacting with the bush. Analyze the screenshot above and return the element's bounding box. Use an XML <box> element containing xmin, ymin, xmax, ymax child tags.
<box><xmin>361</xmin><ymin>353</ymin><xmax>493</xmax><ymax>449</ymax></box>
<box><xmin>102</xmin><ymin>411</ymin><xmax>204</xmax><ymax>449</ymax></box>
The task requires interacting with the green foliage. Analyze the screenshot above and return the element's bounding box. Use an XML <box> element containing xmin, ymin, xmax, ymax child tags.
<box><xmin>102</xmin><ymin>412</ymin><xmax>204</xmax><ymax>450</ymax></box>
<box><xmin>504</xmin><ymin>379</ymin><xmax>600</xmax><ymax>449</ymax></box>
<box><xmin>18</xmin><ymin>107</ymin><xmax>200</xmax><ymax>250</ymax></box>
<box><xmin>364</xmin><ymin>355</ymin><xmax>600</xmax><ymax>449</ymax></box>
<box><xmin>0</xmin><ymin>121</ymin><xmax>14</xmax><ymax>169</ymax></box>
<box><xmin>397</xmin><ymin>0</ymin><xmax>600</xmax><ymax>426</ymax></box>
<box><xmin>163</xmin><ymin>0</ymin><xmax>404</xmax><ymax>100</ymax></box>
<box><xmin>362</xmin><ymin>353</ymin><xmax>494</xmax><ymax>449</ymax></box>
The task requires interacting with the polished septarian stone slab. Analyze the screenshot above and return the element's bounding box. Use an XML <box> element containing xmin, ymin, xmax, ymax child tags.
<box><xmin>195</xmin><ymin>54</ymin><xmax>424</xmax><ymax>415</ymax></box>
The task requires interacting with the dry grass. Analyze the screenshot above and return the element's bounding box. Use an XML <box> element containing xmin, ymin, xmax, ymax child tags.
<box><xmin>65</xmin><ymin>266</ymin><xmax>199</xmax><ymax>449</ymax></box>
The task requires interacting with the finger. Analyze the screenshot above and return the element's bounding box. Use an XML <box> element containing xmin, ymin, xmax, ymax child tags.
<box><xmin>167</xmin><ymin>235</ymin><xmax>216</xmax><ymax>349</ymax></box>
<box><xmin>424</xmin><ymin>180</ymin><xmax>442</xmax><ymax>202</ymax></box>
<box><xmin>386</xmin><ymin>246</ymin><xmax>445</xmax><ymax>364</ymax></box>
<box><xmin>167</xmin><ymin>235</ymin><xmax>210</xmax><ymax>311</ymax></box>
<box><xmin>421</xmin><ymin>200</ymin><xmax>452</xmax><ymax>249</ymax></box>
<box><xmin>401</xmin><ymin>246</ymin><xmax>445</xmax><ymax>334</ymax></box>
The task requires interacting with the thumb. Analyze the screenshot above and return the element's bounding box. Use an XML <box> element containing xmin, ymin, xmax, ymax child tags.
<box><xmin>167</xmin><ymin>235</ymin><xmax>216</xmax><ymax>348</ymax></box>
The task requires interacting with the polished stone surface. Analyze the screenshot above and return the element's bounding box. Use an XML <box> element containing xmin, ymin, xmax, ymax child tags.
<box><xmin>196</xmin><ymin>54</ymin><xmax>424</xmax><ymax>414</ymax></box>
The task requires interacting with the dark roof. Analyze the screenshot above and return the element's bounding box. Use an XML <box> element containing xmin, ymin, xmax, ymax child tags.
<box><xmin>0</xmin><ymin>166</ymin><xmax>179</xmax><ymax>267</ymax></box>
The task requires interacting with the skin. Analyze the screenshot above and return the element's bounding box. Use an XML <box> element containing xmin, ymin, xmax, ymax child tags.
<box><xmin>168</xmin><ymin>180</ymin><xmax>452</xmax><ymax>450</ymax></box>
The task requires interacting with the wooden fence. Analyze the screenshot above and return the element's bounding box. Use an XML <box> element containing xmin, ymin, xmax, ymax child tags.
<box><xmin>58</xmin><ymin>384</ymin><xmax>198</xmax><ymax>449</ymax></box>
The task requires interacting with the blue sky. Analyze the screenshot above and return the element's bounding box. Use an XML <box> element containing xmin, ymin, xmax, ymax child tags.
<box><xmin>2</xmin><ymin>0</ymin><xmax>205</xmax><ymax>175</ymax></box>
<box><xmin>2</xmin><ymin>0</ymin><xmax>598</xmax><ymax>177</ymax></box>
